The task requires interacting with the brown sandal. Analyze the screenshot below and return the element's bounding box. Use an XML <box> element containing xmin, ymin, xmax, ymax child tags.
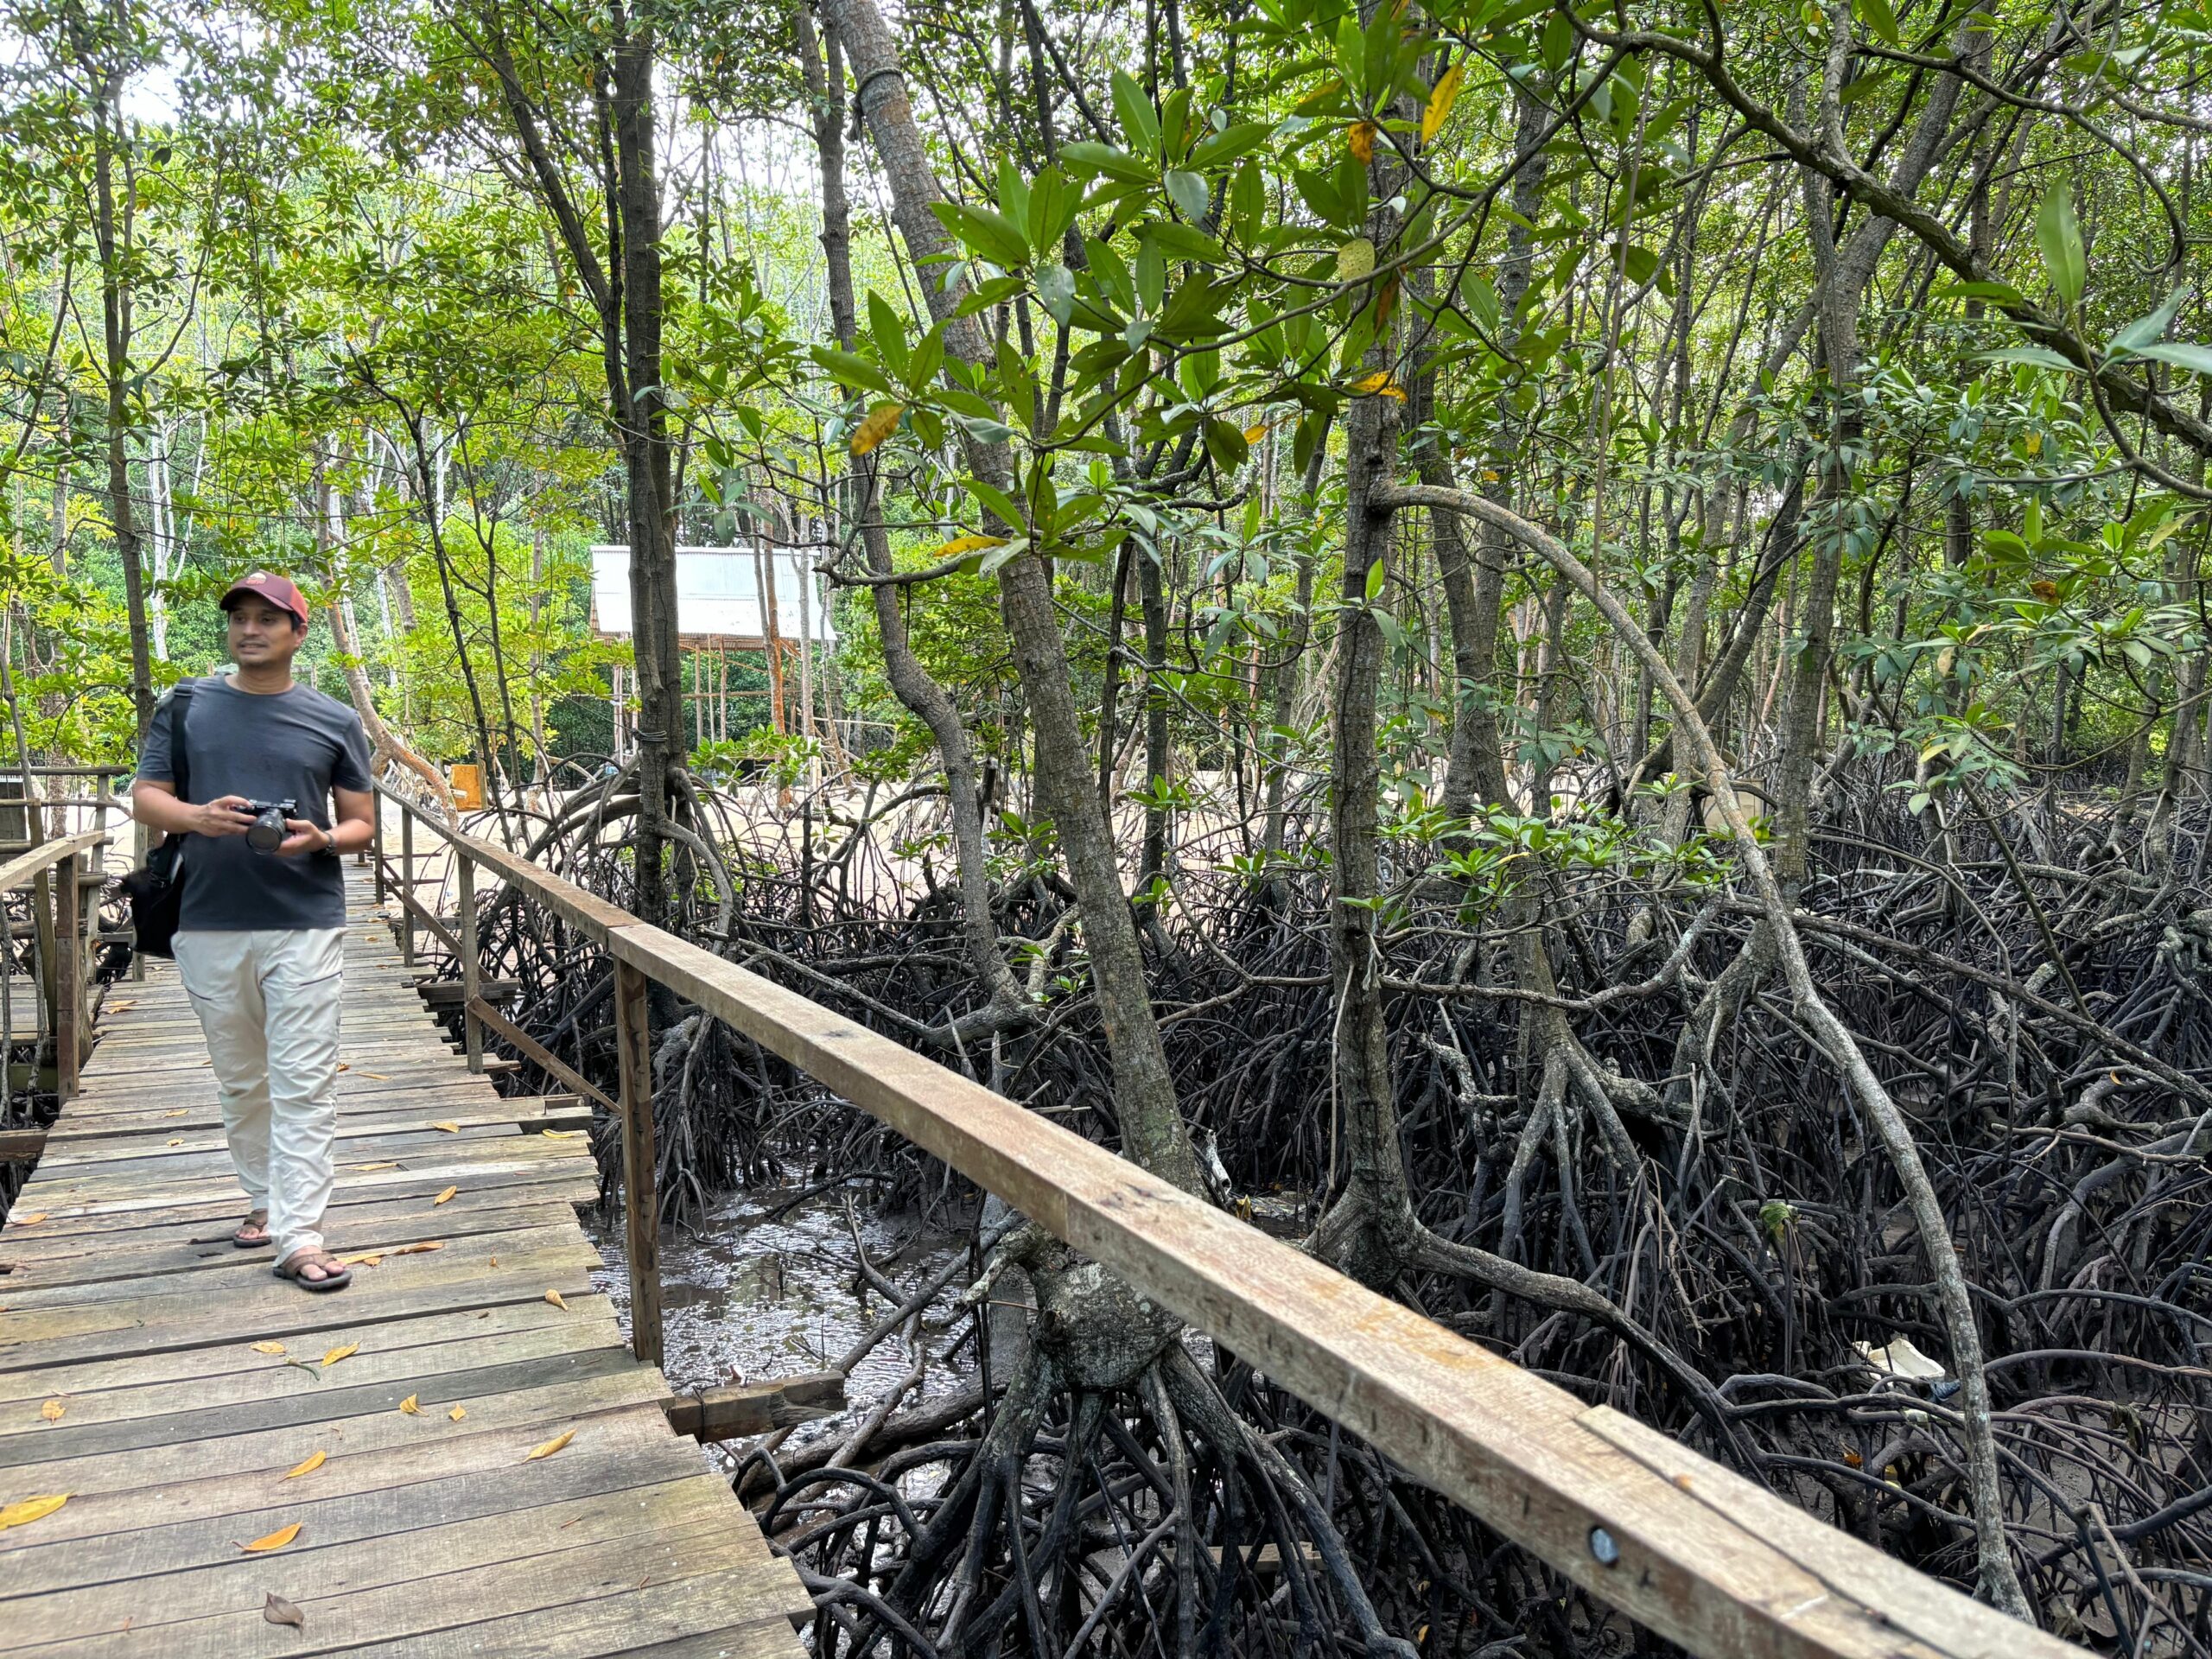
<box><xmin>272</xmin><ymin>1249</ymin><xmax>352</xmax><ymax>1293</ymax></box>
<box><xmin>233</xmin><ymin>1211</ymin><xmax>270</xmax><ymax>1249</ymax></box>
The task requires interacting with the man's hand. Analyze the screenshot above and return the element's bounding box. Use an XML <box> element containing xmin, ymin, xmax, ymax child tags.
<box><xmin>193</xmin><ymin>796</ymin><xmax>259</xmax><ymax>837</ymax></box>
<box><xmin>273</xmin><ymin>818</ymin><xmax>332</xmax><ymax>858</ymax></box>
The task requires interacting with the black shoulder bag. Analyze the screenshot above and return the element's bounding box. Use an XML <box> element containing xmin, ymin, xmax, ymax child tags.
<box><xmin>121</xmin><ymin>680</ymin><xmax>198</xmax><ymax>960</ymax></box>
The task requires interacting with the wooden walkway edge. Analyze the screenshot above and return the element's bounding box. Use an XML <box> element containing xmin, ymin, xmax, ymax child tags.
<box><xmin>0</xmin><ymin>867</ymin><xmax>810</xmax><ymax>1657</ymax></box>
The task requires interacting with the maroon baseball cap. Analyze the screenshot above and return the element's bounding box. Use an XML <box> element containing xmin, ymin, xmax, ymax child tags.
<box><xmin>220</xmin><ymin>570</ymin><xmax>311</xmax><ymax>629</ymax></box>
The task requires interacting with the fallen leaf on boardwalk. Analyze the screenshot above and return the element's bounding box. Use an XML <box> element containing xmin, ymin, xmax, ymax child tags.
<box><xmin>524</xmin><ymin>1430</ymin><xmax>575</xmax><ymax>1462</ymax></box>
<box><xmin>488</xmin><ymin>1255</ymin><xmax>498</xmax><ymax>1267</ymax></box>
<box><xmin>0</xmin><ymin>1494</ymin><xmax>69</xmax><ymax>1532</ymax></box>
<box><xmin>391</xmin><ymin>1241</ymin><xmax>442</xmax><ymax>1255</ymax></box>
<box><xmin>263</xmin><ymin>1593</ymin><xmax>305</xmax><ymax>1630</ymax></box>
<box><xmin>542</xmin><ymin>1129</ymin><xmax>581</xmax><ymax>1139</ymax></box>
<box><xmin>251</xmin><ymin>1342</ymin><xmax>288</xmax><ymax>1356</ymax></box>
<box><xmin>543</xmin><ymin>1289</ymin><xmax>567</xmax><ymax>1310</ymax></box>
<box><xmin>430</xmin><ymin>1122</ymin><xmax>460</xmax><ymax>1133</ymax></box>
<box><xmin>40</xmin><ymin>1399</ymin><xmax>63</xmax><ymax>1422</ymax></box>
<box><xmin>433</xmin><ymin>1186</ymin><xmax>457</xmax><ymax>1206</ymax></box>
<box><xmin>338</xmin><ymin>1253</ymin><xmax>384</xmax><ymax>1268</ymax></box>
<box><xmin>398</xmin><ymin>1395</ymin><xmax>421</xmax><ymax>1415</ymax></box>
<box><xmin>167</xmin><ymin>1138</ymin><xmax>182</xmax><ymax>1147</ymax></box>
<box><xmin>11</xmin><ymin>1213</ymin><xmax>44</xmax><ymax>1226</ymax></box>
<box><xmin>448</xmin><ymin>1406</ymin><xmax>467</xmax><ymax>1422</ymax></box>
<box><xmin>359</xmin><ymin>1072</ymin><xmax>389</xmax><ymax>1081</ymax></box>
<box><xmin>283</xmin><ymin>1450</ymin><xmax>326</xmax><ymax>1480</ymax></box>
<box><xmin>320</xmin><ymin>1344</ymin><xmax>359</xmax><ymax>1368</ymax></box>
<box><xmin>336</xmin><ymin>1064</ymin><xmax>349</xmax><ymax>1072</ymax></box>
<box><xmin>162</xmin><ymin>1109</ymin><xmax>188</xmax><ymax>1118</ymax></box>
<box><xmin>352</xmin><ymin>1161</ymin><xmax>398</xmax><ymax>1172</ymax></box>
<box><xmin>239</xmin><ymin>1523</ymin><xmax>302</xmax><ymax>1553</ymax></box>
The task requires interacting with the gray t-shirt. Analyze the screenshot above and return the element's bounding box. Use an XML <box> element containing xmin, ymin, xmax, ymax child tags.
<box><xmin>137</xmin><ymin>676</ymin><xmax>375</xmax><ymax>931</ymax></box>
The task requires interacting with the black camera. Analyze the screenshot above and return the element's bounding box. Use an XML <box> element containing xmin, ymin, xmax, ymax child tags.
<box><xmin>243</xmin><ymin>798</ymin><xmax>299</xmax><ymax>854</ymax></box>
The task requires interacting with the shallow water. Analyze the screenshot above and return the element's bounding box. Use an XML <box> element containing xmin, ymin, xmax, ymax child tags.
<box><xmin>582</xmin><ymin>1182</ymin><xmax>978</xmax><ymax>1467</ymax></box>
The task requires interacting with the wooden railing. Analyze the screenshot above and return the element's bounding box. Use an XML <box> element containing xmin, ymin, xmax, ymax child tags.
<box><xmin>0</xmin><ymin>830</ymin><xmax>107</xmax><ymax>1142</ymax></box>
<box><xmin>371</xmin><ymin>784</ymin><xmax>2078</xmax><ymax>1659</ymax></box>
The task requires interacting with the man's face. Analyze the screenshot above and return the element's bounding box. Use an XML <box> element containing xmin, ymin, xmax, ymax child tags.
<box><xmin>226</xmin><ymin>597</ymin><xmax>303</xmax><ymax>669</ymax></box>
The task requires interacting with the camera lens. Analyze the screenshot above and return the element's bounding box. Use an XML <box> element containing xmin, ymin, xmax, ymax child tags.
<box><xmin>246</xmin><ymin>806</ymin><xmax>286</xmax><ymax>853</ymax></box>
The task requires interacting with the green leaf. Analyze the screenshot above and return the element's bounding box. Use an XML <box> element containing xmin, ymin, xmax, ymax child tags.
<box><xmin>810</xmin><ymin>345</ymin><xmax>893</xmax><ymax>394</ymax></box>
<box><xmin>931</xmin><ymin>201</ymin><xmax>1033</xmax><ymax>270</ymax></box>
<box><xmin>1186</xmin><ymin>120</ymin><xmax>1274</xmax><ymax>170</ymax></box>
<box><xmin>1165</xmin><ymin>169</ymin><xmax>1211</xmax><ymax>225</ymax></box>
<box><xmin>995</xmin><ymin>157</ymin><xmax>1031</xmax><ymax>244</ymax></box>
<box><xmin>1363</xmin><ymin>558</ymin><xmax>1385</xmax><ymax>601</ymax></box>
<box><xmin>1058</xmin><ymin>141</ymin><xmax>1155</xmax><ymax>184</ymax></box>
<box><xmin>2036</xmin><ymin>181</ymin><xmax>2086</xmax><ymax>307</ymax></box>
<box><xmin>1035</xmin><ymin>264</ymin><xmax>1076</xmax><ymax>327</ymax></box>
<box><xmin>1111</xmin><ymin>70</ymin><xmax>1160</xmax><ymax>159</ymax></box>
<box><xmin>1854</xmin><ymin>0</ymin><xmax>1900</xmax><ymax>46</ymax></box>
<box><xmin>2107</xmin><ymin>286</ymin><xmax>2188</xmax><ymax>357</ymax></box>
<box><xmin>1973</xmin><ymin>346</ymin><xmax>2078</xmax><ymax>372</ymax></box>
<box><xmin>2135</xmin><ymin>340</ymin><xmax>2212</xmax><ymax>377</ymax></box>
<box><xmin>867</xmin><ymin>290</ymin><xmax>910</xmax><ymax>382</ymax></box>
<box><xmin>1336</xmin><ymin>238</ymin><xmax>1376</xmax><ymax>282</ymax></box>
<box><xmin>965</xmin><ymin>474</ymin><xmax>1027</xmax><ymax>530</ymax></box>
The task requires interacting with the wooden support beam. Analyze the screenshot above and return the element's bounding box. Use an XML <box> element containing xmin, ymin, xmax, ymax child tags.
<box><xmin>613</xmin><ymin>957</ymin><xmax>662</xmax><ymax>1369</ymax></box>
<box><xmin>418</xmin><ymin>977</ymin><xmax>521</xmax><ymax>1009</ymax></box>
<box><xmin>663</xmin><ymin>1372</ymin><xmax>845</xmax><ymax>1441</ymax></box>
<box><xmin>457</xmin><ymin>854</ymin><xmax>482</xmax><ymax>1074</ymax></box>
<box><xmin>0</xmin><ymin>1128</ymin><xmax>45</xmax><ymax>1161</ymax></box>
<box><xmin>397</xmin><ymin>807</ymin><xmax>415</xmax><ymax>964</ymax></box>
<box><xmin>467</xmin><ymin>995</ymin><xmax>617</xmax><ymax>1113</ymax></box>
<box><xmin>54</xmin><ymin>855</ymin><xmax>79</xmax><ymax>1103</ymax></box>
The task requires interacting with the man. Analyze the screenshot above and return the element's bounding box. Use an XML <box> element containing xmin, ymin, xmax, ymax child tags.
<box><xmin>132</xmin><ymin>572</ymin><xmax>376</xmax><ymax>1292</ymax></box>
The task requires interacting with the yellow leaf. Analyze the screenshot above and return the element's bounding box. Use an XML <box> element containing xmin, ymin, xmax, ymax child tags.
<box><xmin>168</xmin><ymin>1138</ymin><xmax>182</xmax><ymax>1147</ymax></box>
<box><xmin>541</xmin><ymin>1128</ymin><xmax>581</xmax><ymax>1138</ymax></box>
<box><xmin>1350</xmin><ymin>371</ymin><xmax>1406</xmax><ymax>402</ymax></box>
<box><xmin>398</xmin><ymin>1395</ymin><xmax>421</xmax><ymax>1416</ymax></box>
<box><xmin>524</xmin><ymin>1429</ymin><xmax>575</xmax><ymax>1462</ymax></box>
<box><xmin>40</xmin><ymin>1399</ymin><xmax>64</xmax><ymax>1422</ymax></box>
<box><xmin>1347</xmin><ymin>120</ymin><xmax>1376</xmax><ymax>163</ymax></box>
<box><xmin>252</xmin><ymin>1341</ymin><xmax>288</xmax><ymax>1356</ymax></box>
<box><xmin>321</xmin><ymin>1344</ymin><xmax>359</xmax><ymax>1368</ymax></box>
<box><xmin>433</xmin><ymin>1185</ymin><xmax>458</xmax><ymax>1206</ymax></box>
<box><xmin>0</xmin><ymin>1494</ymin><xmax>69</xmax><ymax>1532</ymax></box>
<box><xmin>543</xmin><ymin>1289</ymin><xmax>568</xmax><ymax>1310</ymax></box>
<box><xmin>353</xmin><ymin>1161</ymin><xmax>398</xmax><ymax>1172</ymax></box>
<box><xmin>1243</xmin><ymin>423</ymin><xmax>1268</xmax><ymax>444</ymax></box>
<box><xmin>448</xmin><ymin>1406</ymin><xmax>467</xmax><ymax>1422</ymax></box>
<box><xmin>926</xmin><ymin>533</ymin><xmax>1007</xmax><ymax>561</ymax></box>
<box><xmin>850</xmin><ymin>402</ymin><xmax>904</xmax><ymax>456</ymax></box>
<box><xmin>339</xmin><ymin>1252</ymin><xmax>384</xmax><ymax>1268</ymax></box>
<box><xmin>11</xmin><ymin>1213</ymin><xmax>44</xmax><ymax>1226</ymax></box>
<box><xmin>1335</xmin><ymin>238</ymin><xmax>1375</xmax><ymax>282</ymax></box>
<box><xmin>430</xmin><ymin>1122</ymin><xmax>460</xmax><ymax>1134</ymax></box>
<box><xmin>162</xmin><ymin>1109</ymin><xmax>188</xmax><ymax>1117</ymax></box>
<box><xmin>283</xmin><ymin>1450</ymin><xmax>326</xmax><ymax>1480</ymax></box>
<box><xmin>239</xmin><ymin>1522</ymin><xmax>302</xmax><ymax>1553</ymax></box>
<box><xmin>393</xmin><ymin>1241</ymin><xmax>443</xmax><ymax>1255</ymax></box>
<box><xmin>359</xmin><ymin>1071</ymin><xmax>390</xmax><ymax>1081</ymax></box>
<box><xmin>1422</xmin><ymin>60</ymin><xmax>1465</xmax><ymax>143</ymax></box>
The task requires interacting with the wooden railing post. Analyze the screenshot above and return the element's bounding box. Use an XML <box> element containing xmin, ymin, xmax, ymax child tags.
<box><xmin>54</xmin><ymin>854</ymin><xmax>79</xmax><ymax>1103</ymax></box>
<box><xmin>372</xmin><ymin>791</ymin><xmax>385</xmax><ymax>902</ymax></box>
<box><xmin>457</xmin><ymin>851</ymin><xmax>482</xmax><ymax>1071</ymax></box>
<box><xmin>613</xmin><ymin>957</ymin><xmax>663</xmax><ymax>1368</ymax></box>
<box><xmin>398</xmin><ymin>802</ymin><xmax>416</xmax><ymax>966</ymax></box>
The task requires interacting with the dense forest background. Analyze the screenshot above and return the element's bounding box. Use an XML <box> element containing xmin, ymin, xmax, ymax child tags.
<box><xmin>7</xmin><ymin>0</ymin><xmax>2212</xmax><ymax>1650</ymax></box>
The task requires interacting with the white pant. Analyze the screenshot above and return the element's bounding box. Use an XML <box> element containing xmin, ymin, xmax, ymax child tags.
<box><xmin>174</xmin><ymin>929</ymin><xmax>346</xmax><ymax>1266</ymax></box>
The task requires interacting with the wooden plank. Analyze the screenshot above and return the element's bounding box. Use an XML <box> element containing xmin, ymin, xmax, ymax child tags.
<box><xmin>0</xmin><ymin>1129</ymin><xmax>43</xmax><ymax>1161</ymax></box>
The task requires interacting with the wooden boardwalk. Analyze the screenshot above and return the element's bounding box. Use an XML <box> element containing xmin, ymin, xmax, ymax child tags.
<box><xmin>0</xmin><ymin>868</ymin><xmax>810</xmax><ymax>1656</ymax></box>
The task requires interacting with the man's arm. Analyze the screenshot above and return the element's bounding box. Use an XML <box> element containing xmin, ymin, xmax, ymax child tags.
<box><xmin>275</xmin><ymin>786</ymin><xmax>373</xmax><ymax>858</ymax></box>
<box><xmin>131</xmin><ymin>779</ymin><xmax>257</xmax><ymax>839</ymax></box>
